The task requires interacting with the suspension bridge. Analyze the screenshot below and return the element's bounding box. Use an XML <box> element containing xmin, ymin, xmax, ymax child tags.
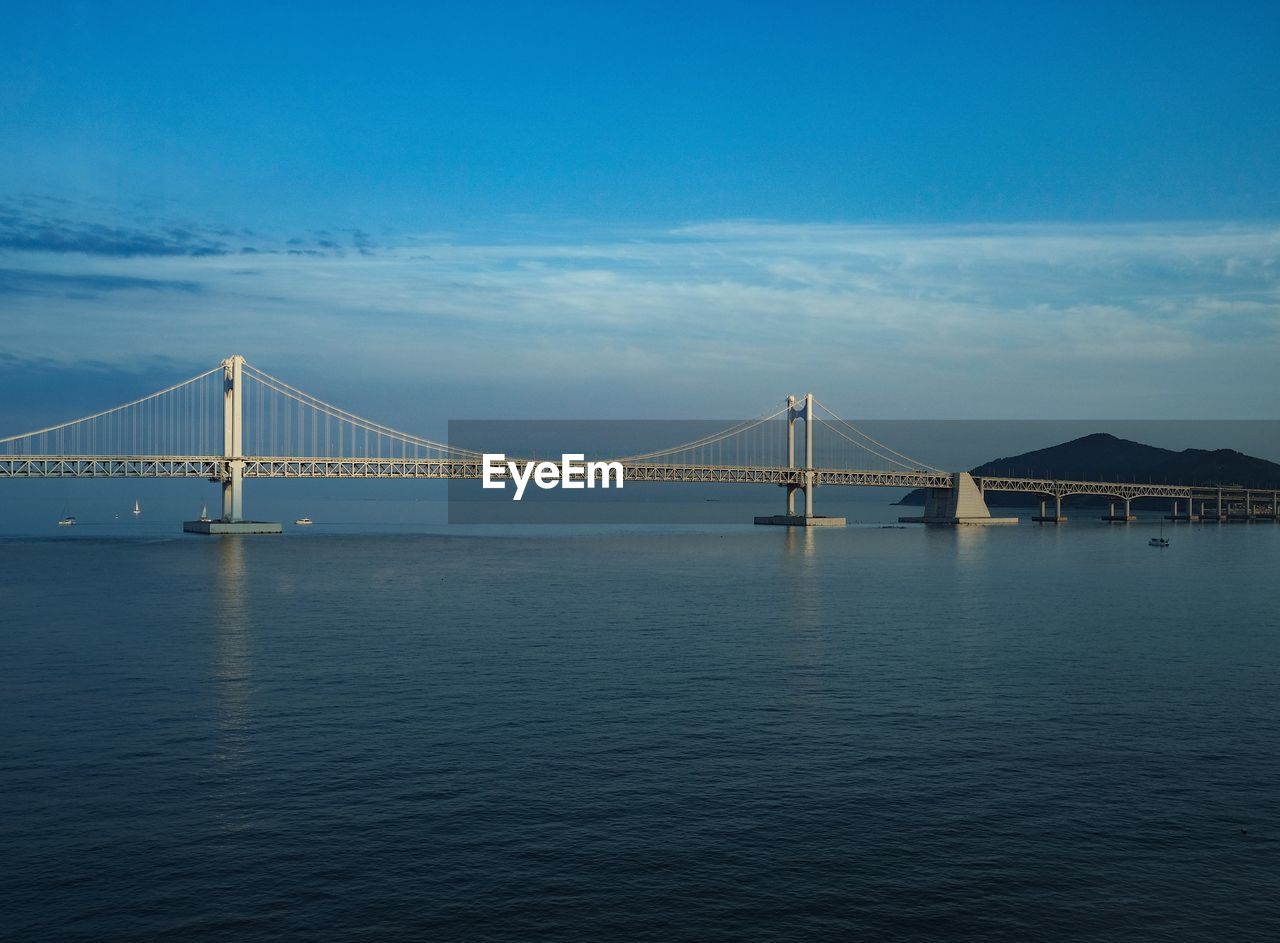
<box><xmin>1</xmin><ymin>355</ymin><xmax>1276</xmax><ymax>532</ymax></box>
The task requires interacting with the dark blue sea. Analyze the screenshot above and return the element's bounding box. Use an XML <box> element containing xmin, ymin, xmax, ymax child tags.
<box><xmin>3</xmin><ymin>495</ymin><xmax>1278</xmax><ymax>941</ymax></box>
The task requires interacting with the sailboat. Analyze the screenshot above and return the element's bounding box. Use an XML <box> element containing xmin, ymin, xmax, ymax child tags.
<box><xmin>132</xmin><ymin>500</ymin><xmax>141</xmax><ymax>516</ymax></box>
<box><xmin>57</xmin><ymin>501</ymin><xmax>76</xmax><ymax>526</ymax></box>
<box><xmin>199</xmin><ymin>504</ymin><xmax>211</xmax><ymax>523</ymax></box>
<box><xmin>1149</xmin><ymin>520</ymin><xmax>1169</xmax><ymax>547</ymax></box>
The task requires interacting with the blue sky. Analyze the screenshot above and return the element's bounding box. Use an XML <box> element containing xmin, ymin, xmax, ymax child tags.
<box><xmin>1</xmin><ymin>1</ymin><xmax>1278</xmax><ymax>437</ymax></box>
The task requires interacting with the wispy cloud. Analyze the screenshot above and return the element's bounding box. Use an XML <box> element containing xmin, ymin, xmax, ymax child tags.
<box><xmin>0</xmin><ymin>202</ymin><xmax>235</xmax><ymax>257</ymax></box>
<box><xmin>1</xmin><ymin>205</ymin><xmax>1277</xmax><ymax>420</ymax></box>
<box><xmin>0</xmin><ymin>268</ymin><xmax>202</xmax><ymax>296</ymax></box>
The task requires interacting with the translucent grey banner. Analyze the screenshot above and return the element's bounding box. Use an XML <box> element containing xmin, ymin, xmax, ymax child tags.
<box><xmin>447</xmin><ymin>420</ymin><xmax>1280</xmax><ymax>524</ymax></box>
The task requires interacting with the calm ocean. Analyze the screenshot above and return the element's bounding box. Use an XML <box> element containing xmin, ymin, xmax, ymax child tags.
<box><xmin>2</xmin><ymin>502</ymin><xmax>1278</xmax><ymax>941</ymax></box>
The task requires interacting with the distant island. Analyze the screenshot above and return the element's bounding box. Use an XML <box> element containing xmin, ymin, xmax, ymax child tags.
<box><xmin>897</xmin><ymin>433</ymin><xmax>1280</xmax><ymax>507</ymax></box>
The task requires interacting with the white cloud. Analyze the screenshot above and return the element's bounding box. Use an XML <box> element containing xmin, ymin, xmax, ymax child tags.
<box><xmin>1</xmin><ymin>219</ymin><xmax>1278</xmax><ymax>419</ymax></box>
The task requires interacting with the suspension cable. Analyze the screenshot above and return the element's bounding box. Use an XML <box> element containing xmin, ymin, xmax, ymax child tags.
<box><xmin>241</xmin><ymin>362</ymin><xmax>481</xmax><ymax>458</ymax></box>
<box><xmin>811</xmin><ymin>398</ymin><xmax>943</xmax><ymax>472</ymax></box>
<box><xmin>613</xmin><ymin>402</ymin><xmax>791</xmax><ymax>462</ymax></box>
<box><xmin>0</xmin><ymin>365</ymin><xmax>224</xmax><ymax>446</ymax></box>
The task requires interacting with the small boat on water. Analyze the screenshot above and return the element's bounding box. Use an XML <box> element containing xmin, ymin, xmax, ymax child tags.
<box><xmin>199</xmin><ymin>505</ymin><xmax>211</xmax><ymax>523</ymax></box>
<box><xmin>132</xmin><ymin>500</ymin><xmax>141</xmax><ymax>516</ymax></box>
<box><xmin>57</xmin><ymin>516</ymin><xmax>77</xmax><ymax>526</ymax></box>
<box><xmin>1149</xmin><ymin>521</ymin><xmax>1169</xmax><ymax>547</ymax></box>
<box><xmin>294</xmin><ymin>517</ymin><xmax>313</xmax><ymax>526</ymax></box>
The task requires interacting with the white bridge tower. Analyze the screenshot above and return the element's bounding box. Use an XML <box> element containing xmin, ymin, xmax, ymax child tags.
<box><xmin>184</xmin><ymin>354</ymin><xmax>281</xmax><ymax>534</ymax></box>
<box><xmin>754</xmin><ymin>392</ymin><xmax>845</xmax><ymax>527</ymax></box>
<box><xmin>222</xmin><ymin>354</ymin><xmax>244</xmax><ymax>522</ymax></box>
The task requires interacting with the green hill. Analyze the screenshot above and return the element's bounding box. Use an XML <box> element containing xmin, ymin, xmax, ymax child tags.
<box><xmin>898</xmin><ymin>433</ymin><xmax>1280</xmax><ymax>506</ymax></box>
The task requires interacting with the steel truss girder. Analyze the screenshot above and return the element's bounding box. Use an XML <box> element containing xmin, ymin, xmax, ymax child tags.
<box><xmin>239</xmin><ymin>459</ymin><xmax>954</xmax><ymax>488</ymax></box>
<box><xmin>0</xmin><ymin>456</ymin><xmax>222</xmax><ymax>478</ymax></box>
<box><xmin>0</xmin><ymin>455</ymin><xmax>950</xmax><ymax>486</ymax></box>
<box><xmin>3</xmin><ymin>456</ymin><xmax>1272</xmax><ymax>503</ymax></box>
<box><xmin>976</xmin><ymin>476</ymin><xmax>1198</xmax><ymax>500</ymax></box>
<box><xmin>241</xmin><ymin>458</ymin><xmax>483</xmax><ymax>479</ymax></box>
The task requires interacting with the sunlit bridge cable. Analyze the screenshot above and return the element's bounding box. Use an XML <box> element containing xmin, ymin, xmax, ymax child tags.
<box><xmin>612</xmin><ymin>401</ymin><xmax>791</xmax><ymax>463</ymax></box>
<box><xmin>811</xmin><ymin>398</ymin><xmax>943</xmax><ymax>472</ymax></box>
<box><xmin>0</xmin><ymin>366</ymin><xmax>224</xmax><ymax>448</ymax></box>
<box><xmin>240</xmin><ymin>362</ymin><xmax>482</xmax><ymax>459</ymax></box>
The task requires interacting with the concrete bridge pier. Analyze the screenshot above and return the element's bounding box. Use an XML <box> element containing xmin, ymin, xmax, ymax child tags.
<box><xmin>222</xmin><ymin>461</ymin><xmax>244</xmax><ymax>522</ymax></box>
<box><xmin>1102</xmin><ymin>498</ymin><xmax>1136</xmax><ymax>522</ymax></box>
<box><xmin>1166</xmin><ymin>498</ymin><xmax>1199</xmax><ymax>522</ymax></box>
<box><xmin>781</xmin><ymin>479</ymin><xmax>815</xmax><ymax>517</ymax></box>
<box><xmin>898</xmin><ymin>472</ymin><xmax>1017</xmax><ymax>526</ymax></box>
<box><xmin>1033</xmin><ymin>493</ymin><xmax>1068</xmax><ymax>523</ymax></box>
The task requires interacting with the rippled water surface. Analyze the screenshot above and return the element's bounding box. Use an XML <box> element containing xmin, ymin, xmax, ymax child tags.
<box><xmin>3</xmin><ymin>520</ymin><xmax>1278</xmax><ymax>941</ymax></box>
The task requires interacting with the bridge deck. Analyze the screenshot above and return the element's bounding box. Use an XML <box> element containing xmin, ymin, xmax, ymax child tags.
<box><xmin>0</xmin><ymin>455</ymin><xmax>948</xmax><ymax>488</ymax></box>
<box><xmin>2</xmin><ymin>455</ymin><xmax>1274</xmax><ymax>502</ymax></box>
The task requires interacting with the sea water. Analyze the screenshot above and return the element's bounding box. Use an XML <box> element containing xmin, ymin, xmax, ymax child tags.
<box><xmin>2</xmin><ymin>503</ymin><xmax>1278</xmax><ymax>940</ymax></box>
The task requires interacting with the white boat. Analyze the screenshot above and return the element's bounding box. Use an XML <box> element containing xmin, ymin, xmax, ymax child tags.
<box><xmin>199</xmin><ymin>505</ymin><xmax>211</xmax><ymax>523</ymax></box>
<box><xmin>57</xmin><ymin>516</ymin><xmax>77</xmax><ymax>526</ymax></box>
<box><xmin>132</xmin><ymin>500</ymin><xmax>141</xmax><ymax>515</ymax></box>
<box><xmin>294</xmin><ymin>517</ymin><xmax>313</xmax><ymax>526</ymax></box>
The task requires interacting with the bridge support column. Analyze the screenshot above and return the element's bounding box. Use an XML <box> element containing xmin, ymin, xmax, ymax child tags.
<box><xmin>223</xmin><ymin>461</ymin><xmax>244</xmax><ymax>522</ymax></box>
<box><xmin>1034</xmin><ymin>492</ymin><xmax>1067</xmax><ymax>523</ymax></box>
<box><xmin>1103</xmin><ymin>497</ymin><xmax>1136</xmax><ymax>522</ymax></box>
<box><xmin>223</xmin><ymin>354</ymin><xmax>243</xmax><ymax>522</ymax></box>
